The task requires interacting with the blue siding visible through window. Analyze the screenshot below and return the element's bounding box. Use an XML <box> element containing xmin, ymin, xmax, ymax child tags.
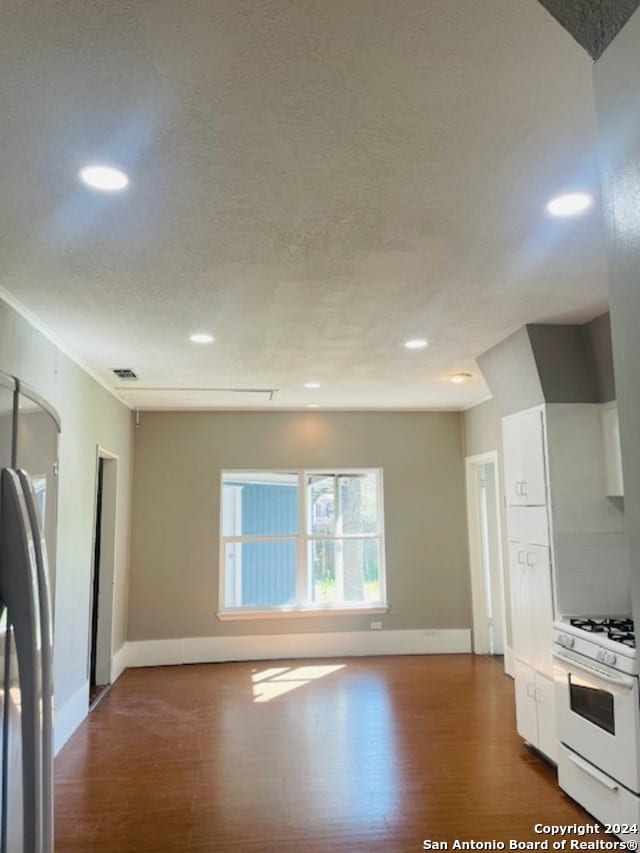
<box><xmin>241</xmin><ymin>541</ymin><xmax>296</xmax><ymax>606</ymax></box>
<box><xmin>241</xmin><ymin>484</ymin><xmax>298</xmax><ymax>536</ymax></box>
<box><xmin>231</xmin><ymin>483</ymin><xmax>297</xmax><ymax>606</ymax></box>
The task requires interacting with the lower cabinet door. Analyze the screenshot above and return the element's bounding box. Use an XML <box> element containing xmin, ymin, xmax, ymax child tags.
<box><xmin>534</xmin><ymin>673</ymin><xmax>557</xmax><ymax>763</ymax></box>
<box><xmin>514</xmin><ymin>659</ymin><xmax>538</xmax><ymax>746</ymax></box>
<box><xmin>514</xmin><ymin>661</ymin><xmax>558</xmax><ymax>764</ymax></box>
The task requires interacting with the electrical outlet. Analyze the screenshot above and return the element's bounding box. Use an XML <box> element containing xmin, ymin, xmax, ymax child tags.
<box><xmin>370</xmin><ymin>621</ymin><xmax>382</xmax><ymax>630</ymax></box>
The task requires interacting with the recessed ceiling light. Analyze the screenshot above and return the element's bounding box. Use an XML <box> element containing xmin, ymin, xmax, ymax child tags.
<box><xmin>404</xmin><ymin>339</ymin><xmax>428</xmax><ymax>350</ymax></box>
<box><xmin>79</xmin><ymin>164</ymin><xmax>129</xmax><ymax>192</ymax></box>
<box><xmin>304</xmin><ymin>382</ymin><xmax>321</xmax><ymax>389</ymax></box>
<box><xmin>546</xmin><ymin>192</ymin><xmax>593</xmax><ymax>217</ymax></box>
<box><xmin>450</xmin><ymin>372</ymin><xmax>472</xmax><ymax>384</ymax></box>
<box><xmin>307</xmin><ymin>404</ymin><xmax>319</xmax><ymax>409</ymax></box>
<box><xmin>189</xmin><ymin>333</ymin><xmax>214</xmax><ymax>344</ymax></box>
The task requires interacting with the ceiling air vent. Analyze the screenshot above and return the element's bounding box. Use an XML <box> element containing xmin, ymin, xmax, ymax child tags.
<box><xmin>111</xmin><ymin>368</ymin><xmax>139</xmax><ymax>381</ymax></box>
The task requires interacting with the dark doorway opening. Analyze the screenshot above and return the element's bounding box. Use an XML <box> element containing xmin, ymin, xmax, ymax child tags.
<box><xmin>89</xmin><ymin>457</ymin><xmax>107</xmax><ymax>708</ymax></box>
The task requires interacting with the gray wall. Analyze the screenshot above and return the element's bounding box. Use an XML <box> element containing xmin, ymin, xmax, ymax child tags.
<box><xmin>476</xmin><ymin>328</ymin><xmax>544</xmax><ymax>417</ymax></box>
<box><xmin>528</xmin><ymin>323</ymin><xmax>599</xmax><ymax>403</ymax></box>
<box><xmin>463</xmin><ymin>398</ymin><xmax>503</xmax><ymax>459</ymax></box>
<box><xmin>583</xmin><ymin>312</ymin><xmax>616</xmax><ymax>402</ymax></box>
<box><xmin>0</xmin><ymin>297</ymin><xmax>134</xmax><ymax>726</ymax></box>
<box><xmin>128</xmin><ymin>411</ymin><xmax>471</xmax><ymax>640</ymax></box>
<box><xmin>594</xmin><ymin>6</ymin><xmax>640</xmax><ymax>629</ymax></box>
<box><xmin>478</xmin><ymin>315</ymin><xmax>615</xmax><ymax>415</ymax></box>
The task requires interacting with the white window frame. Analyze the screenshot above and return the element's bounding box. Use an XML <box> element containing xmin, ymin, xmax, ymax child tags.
<box><xmin>218</xmin><ymin>468</ymin><xmax>388</xmax><ymax>620</ymax></box>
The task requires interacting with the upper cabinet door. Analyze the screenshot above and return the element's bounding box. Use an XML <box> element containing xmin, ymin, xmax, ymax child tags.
<box><xmin>519</xmin><ymin>408</ymin><xmax>547</xmax><ymax>506</ymax></box>
<box><xmin>503</xmin><ymin>408</ymin><xmax>547</xmax><ymax>507</ymax></box>
<box><xmin>503</xmin><ymin>414</ymin><xmax>525</xmax><ymax>506</ymax></box>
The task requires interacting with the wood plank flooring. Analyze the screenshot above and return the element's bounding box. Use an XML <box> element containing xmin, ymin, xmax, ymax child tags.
<box><xmin>55</xmin><ymin>655</ymin><xmax>608</xmax><ymax>852</ymax></box>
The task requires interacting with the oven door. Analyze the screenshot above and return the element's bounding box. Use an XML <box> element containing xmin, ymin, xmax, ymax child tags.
<box><xmin>554</xmin><ymin>648</ymin><xmax>640</xmax><ymax>793</ymax></box>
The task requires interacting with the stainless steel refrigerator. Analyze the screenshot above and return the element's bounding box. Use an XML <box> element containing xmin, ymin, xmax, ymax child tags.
<box><xmin>0</xmin><ymin>370</ymin><xmax>60</xmax><ymax>853</ymax></box>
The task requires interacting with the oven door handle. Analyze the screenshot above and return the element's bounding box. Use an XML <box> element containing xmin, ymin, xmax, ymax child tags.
<box><xmin>553</xmin><ymin>648</ymin><xmax>636</xmax><ymax>689</ymax></box>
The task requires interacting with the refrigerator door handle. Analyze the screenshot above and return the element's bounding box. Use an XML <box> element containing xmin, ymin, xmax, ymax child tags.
<box><xmin>18</xmin><ymin>470</ymin><xmax>53</xmax><ymax>853</ymax></box>
<box><xmin>0</xmin><ymin>468</ymin><xmax>43</xmax><ymax>853</ymax></box>
<box><xmin>1</xmin><ymin>612</ymin><xmax>13</xmax><ymax>853</ymax></box>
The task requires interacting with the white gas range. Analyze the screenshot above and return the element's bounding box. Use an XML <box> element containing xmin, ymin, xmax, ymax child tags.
<box><xmin>553</xmin><ymin>617</ymin><xmax>640</xmax><ymax>841</ymax></box>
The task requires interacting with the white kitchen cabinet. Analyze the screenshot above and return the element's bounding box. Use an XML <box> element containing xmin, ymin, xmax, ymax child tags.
<box><xmin>535</xmin><ymin>673</ymin><xmax>557</xmax><ymax>763</ymax></box>
<box><xmin>503</xmin><ymin>412</ymin><xmax>524</xmax><ymax>505</ymax></box>
<box><xmin>514</xmin><ymin>659</ymin><xmax>538</xmax><ymax>745</ymax></box>
<box><xmin>602</xmin><ymin>403</ymin><xmax>624</xmax><ymax>497</ymax></box>
<box><xmin>504</xmin><ymin>406</ymin><xmax>555</xmax><ymax>764</ymax></box>
<box><xmin>528</xmin><ymin>545</ymin><xmax>553</xmax><ymax>676</ymax></box>
<box><xmin>509</xmin><ymin>543</ymin><xmax>553</xmax><ymax>677</ymax></box>
<box><xmin>514</xmin><ymin>660</ymin><xmax>557</xmax><ymax>763</ymax></box>
<box><xmin>510</xmin><ymin>544</ymin><xmax>533</xmax><ymax>665</ymax></box>
<box><xmin>503</xmin><ymin>408</ymin><xmax>547</xmax><ymax>506</ymax></box>
<box><xmin>507</xmin><ymin>506</ymin><xmax>549</xmax><ymax>547</ymax></box>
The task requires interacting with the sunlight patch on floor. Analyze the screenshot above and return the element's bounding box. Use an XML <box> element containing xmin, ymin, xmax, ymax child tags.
<box><xmin>251</xmin><ymin>664</ymin><xmax>346</xmax><ymax>703</ymax></box>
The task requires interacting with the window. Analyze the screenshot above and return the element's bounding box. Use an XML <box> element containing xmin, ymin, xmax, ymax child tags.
<box><xmin>219</xmin><ymin>470</ymin><xmax>386</xmax><ymax>617</ymax></box>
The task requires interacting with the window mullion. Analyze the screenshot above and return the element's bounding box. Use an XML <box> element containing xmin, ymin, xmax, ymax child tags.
<box><xmin>335</xmin><ymin>476</ymin><xmax>344</xmax><ymax>603</ymax></box>
<box><xmin>221</xmin><ymin>534</ymin><xmax>298</xmax><ymax>543</ymax></box>
<box><xmin>377</xmin><ymin>469</ymin><xmax>386</xmax><ymax>606</ymax></box>
<box><xmin>297</xmin><ymin>471</ymin><xmax>308</xmax><ymax>605</ymax></box>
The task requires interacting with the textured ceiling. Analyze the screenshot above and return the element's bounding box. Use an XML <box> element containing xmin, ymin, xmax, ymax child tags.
<box><xmin>537</xmin><ymin>0</ymin><xmax>640</xmax><ymax>60</ymax></box>
<box><xmin>0</xmin><ymin>0</ymin><xmax>609</xmax><ymax>410</ymax></box>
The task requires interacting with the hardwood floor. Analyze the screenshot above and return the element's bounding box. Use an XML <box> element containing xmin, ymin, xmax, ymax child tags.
<box><xmin>55</xmin><ymin>655</ymin><xmax>607</xmax><ymax>852</ymax></box>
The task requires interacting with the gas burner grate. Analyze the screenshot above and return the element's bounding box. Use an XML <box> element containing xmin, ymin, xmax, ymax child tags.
<box><xmin>608</xmin><ymin>631</ymin><xmax>636</xmax><ymax>648</ymax></box>
<box><xmin>569</xmin><ymin>617</ymin><xmax>635</xmax><ymax>648</ymax></box>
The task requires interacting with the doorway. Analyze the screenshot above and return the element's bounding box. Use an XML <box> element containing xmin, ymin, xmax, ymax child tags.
<box><xmin>465</xmin><ymin>452</ymin><xmax>507</xmax><ymax>663</ymax></box>
<box><xmin>88</xmin><ymin>449</ymin><xmax>118</xmax><ymax>708</ymax></box>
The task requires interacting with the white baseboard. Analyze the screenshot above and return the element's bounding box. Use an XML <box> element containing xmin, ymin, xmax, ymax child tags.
<box><xmin>111</xmin><ymin>643</ymin><xmax>129</xmax><ymax>683</ymax></box>
<box><xmin>54</xmin><ymin>679</ymin><xmax>89</xmax><ymax>756</ymax></box>
<box><xmin>504</xmin><ymin>645</ymin><xmax>515</xmax><ymax>678</ymax></box>
<box><xmin>122</xmin><ymin>628</ymin><xmax>471</xmax><ymax>668</ymax></box>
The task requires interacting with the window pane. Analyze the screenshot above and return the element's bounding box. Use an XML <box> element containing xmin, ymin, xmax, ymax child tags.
<box><xmin>224</xmin><ymin>541</ymin><xmax>297</xmax><ymax>608</ymax></box>
<box><xmin>222</xmin><ymin>472</ymin><xmax>298</xmax><ymax>536</ymax></box>
<box><xmin>310</xmin><ymin>540</ymin><xmax>337</xmax><ymax>603</ymax></box>
<box><xmin>308</xmin><ymin>474</ymin><xmax>335</xmax><ymax>535</ymax></box>
<box><xmin>339</xmin><ymin>472</ymin><xmax>379</xmax><ymax>534</ymax></box>
<box><xmin>360</xmin><ymin>539</ymin><xmax>382</xmax><ymax>602</ymax></box>
<box><xmin>310</xmin><ymin>539</ymin><xmax>382</xmax><ymax>604</ymax></box>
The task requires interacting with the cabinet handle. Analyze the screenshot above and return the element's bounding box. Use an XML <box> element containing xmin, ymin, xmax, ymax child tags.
<box><xmin>526</xmin><ymin>553</ymin><xmax>535</xmax><ymax>567</ymax></box>
<box><xmin>534</xmin><ymin>687</ymin><xmax>542</xmax><ymax>703</ymax></box>
<box><xmin>521</xmin><ymin>480</ymin><xmax>528</xmax><ymax>496</ymax></box>
<box><xmin>526</xmin><ymin>682</ymin><xmax>535</xmax><ymax>698</ymax></box>
<box><xmin>515</xmin><ymin>481</ymin><xmax>521</xmax><ymax>496</ymax></box>
<box><xmin>517</xmin><ymin>550</ymin><xmax>525</xmax><ymax>565</ymax></box>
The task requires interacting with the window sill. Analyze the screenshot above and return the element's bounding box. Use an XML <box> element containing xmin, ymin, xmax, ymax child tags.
<box><xmin>217</xmin><ymin>604</ymin><xmax>389</xmax><ymax>621</ymax></box>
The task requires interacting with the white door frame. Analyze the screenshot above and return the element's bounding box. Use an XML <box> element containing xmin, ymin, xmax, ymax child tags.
<box><xmin>88</xmin><ymin>446</ymin><xmax>119</xmax><ymax>687</ymax></box>
<box><xmin>465</xmin><ymin>451</ymin><xmax>507</xmax><ymax>663</ymax></box>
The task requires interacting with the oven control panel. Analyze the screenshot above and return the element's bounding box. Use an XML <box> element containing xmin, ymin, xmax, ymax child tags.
<box><xmin>553</xmin><ymin>619</ymin><xmax>637</xmax><ymax>676</ymax></box>
<box><xmin>597</xmin><ymin>649</ymin><xmax>618</xmax><ymax>666</ymax></box>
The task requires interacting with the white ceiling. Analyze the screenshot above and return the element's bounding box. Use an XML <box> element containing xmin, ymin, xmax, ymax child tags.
<box><xmin>0</xmin><ymin>0</ymin><xmax>608</xmax><ymax>411</ymax></box>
